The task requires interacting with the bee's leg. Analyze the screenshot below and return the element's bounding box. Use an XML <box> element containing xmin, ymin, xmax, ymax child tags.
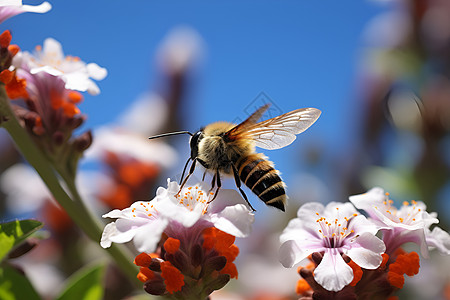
<box><xmin>202</xmin><ymin>170</ymin><xmax>207</xmax><ymax>181</ymax></box>
<box><xmin>209</xmin><ymin>172</ymin><xmax>216</xmax><ymax>191</ymax></box>
<box><xmin>177</xmin><ymin>158</ymin><xmax>197</xmax><ymax>196</ymax></box>
<box><xmin>179</xmin><ymin>157</ymin><xmax>191</xmax><ymax>185</ymax></box>
<box><xmin>231</xmin><ymin>163</ymin><xmax>256</xmax><ymax>212</ymax></box>
<box><xmin>208</xmin><ymin>169</ymin><xmax>221</xmax><ymax>203</ymax></box>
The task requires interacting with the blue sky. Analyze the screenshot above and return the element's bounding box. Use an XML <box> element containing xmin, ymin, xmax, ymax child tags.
<box><xmin>4</xmin><ymin>1</ymin><xmax>389</xmax><ymax>201</ymax></box>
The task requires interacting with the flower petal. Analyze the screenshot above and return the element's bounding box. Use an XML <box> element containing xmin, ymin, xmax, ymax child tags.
<box><xmin>426</xmin><ymin>227</ymin><xmax>450</xmax><ymax>255</ymax></box>
<box><xmin>100</xmin><ymin>222</ymin><xmax>116</xmax><ymax>248</ymax></box>
<box><xmin>21</xmin><ymin>2</ymin><xmax>51</xmax><ymax>13</ymax></box>
<box><xmin>279</xmin><ymin>217</ymin><xmax>320</xmax><ymax>244</ymax></box>
<box><xmin>133</xmin><ymin>218</ymin><xmax>169</xmax><ymax>253</ymax></box>
<box><xmin>0</xmin><ymin>1</ymin><xmax>51</xmax><ymax>24</ymax></box>
<box><xmin>314</xmin><ymin>249</ymin><xmax>353</xmax><ymax>292</ymax></box>
<box><xmin>279</xmin><ymin>240</ymin><xmax>314</xmax><ymax>268</ymax></box>
<box><xmin>209</xmin><ymin>204</ymin><xmax>254</xmax><ymax>238</ymax></box>
<box><xmin>348</xmin><ymin>215</ymin><xmax>378</xmax><ymax>236</ymax></box>
<box><xmin>87</xmin><ymin>63</ymin><xmax>107</xmax><ymax>80</ymax></box>
<box><xmin>346</xmin><ymin>232</ymin><xmax>385</xmax><ymax>269</ymax></box>
<box><xmin>349</xmin><ymin>187</ymin><xmax>385</xmax><ymax>219</ymax></box>
<box><xmin>102</xmin><ymin>209</ymin><xmax>125</xmax><ymax>219</ymax></box>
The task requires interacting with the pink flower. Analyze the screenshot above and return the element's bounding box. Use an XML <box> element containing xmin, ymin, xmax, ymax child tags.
<box><xmin>279</xmin><ymin>202</ymin><xmax>385</xmax><ymax>292</ymax></box>
<box><xmin>349</xmin><ymin>187</ymin><xmax>450</xmax><ymax>257</ymax></box>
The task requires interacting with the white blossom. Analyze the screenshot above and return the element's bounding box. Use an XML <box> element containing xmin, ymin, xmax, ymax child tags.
<box><xmin>279</xmin><ymin>202</ymin><xmax>385</xmax><ymax>292</ymax></box>
<box><xmin>101</xmin><ymin>180</ymin><xmax>254</xmax><ymax>253</ymax></box>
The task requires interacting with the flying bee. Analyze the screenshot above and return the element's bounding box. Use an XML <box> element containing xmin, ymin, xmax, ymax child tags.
<box><xmin>149</xmin><ymin>104</ymin><xmax>321</xmax><ymax>211</ymax></box>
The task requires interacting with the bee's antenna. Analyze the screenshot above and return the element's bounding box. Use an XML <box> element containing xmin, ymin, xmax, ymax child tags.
<box><xmin>148</xmin><ymin>131</ymin><xmax>193</xmax><ymax>140</ymax></box>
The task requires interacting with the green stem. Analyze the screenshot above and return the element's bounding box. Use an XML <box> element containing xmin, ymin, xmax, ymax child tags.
<box><xmin>0</xmin><ymin>85</ymin><xmax>139</xmax><ymax>285</ymax></box>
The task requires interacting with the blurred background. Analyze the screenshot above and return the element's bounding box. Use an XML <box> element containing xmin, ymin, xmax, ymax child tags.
<box><xmin>1</xmin><ymin>0</ymin><xmax>449</xmax><ymax>299</ymax></box>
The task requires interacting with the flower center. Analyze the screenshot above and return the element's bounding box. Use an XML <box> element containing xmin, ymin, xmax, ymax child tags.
<box><xmin>375</xmin><ymin>193</ymin><xmax>421</xmax><ymax>224</ymax></box>
<box><xmin>316</xmin><ymin>208</ymin><xmax>357</xmax><ymax>248</ymax></box>
<box><xmin>174</xmin><ymin>185</ymin><xmax>213</xmax><ymax>214</ymax></box>
<box><xmin>131</xmin><ymin>202</ymin><xmax>158</xmax><ymax>219</ymax></box>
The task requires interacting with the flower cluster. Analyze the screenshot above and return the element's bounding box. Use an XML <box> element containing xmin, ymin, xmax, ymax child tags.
<box><xmin>134</xmin><ymin>227</ymin><xmax>239</xmax><ymax>298</ymax></box>
<box><xmin>280</xmin><ymin>188</ymin><xmax>450</xmax><ymax>299</ymax></box>
<box><xmin>101</xmin><ymin>180</ymin><xmax>254</xmax><ymax>299</ymax></box>
<box><xmin>1</xmin><ymin>35</ymin><xmax>107</xmax><ymax>174</ymax></box>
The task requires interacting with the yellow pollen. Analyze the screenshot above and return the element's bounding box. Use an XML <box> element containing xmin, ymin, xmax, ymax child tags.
<box><xmin>148</xmin><ymin>213</ymin><xmax>152</xmax><ymax>217</ymax></box>
<box><xmin>418</xmin><ymin>209</ymin><xmax>421</xmax><ymax>212</ymax></box>
<box><xmin>332</xmin><ymin>233</ymin><xmax>336</xmax><ymax>237</ymax></box>
<box><xmin>353</xmin><ymin>213</ymin><xmax>358</xmax><ymax>217</ymax></box>
<box><xmin>316</xmin><ymin>212</ymin><xmax>319</xmax><ymax>215</ymax></box>
<box><xmin>403</xmin><ymin>201</ymin><xmax>409</xmax><ymax>206</ymax></box>
<box><xmin>388</xmin><ymin>200</ymin><xmax>393</xmax><ymax>204</ymax></box>
<box><xmin>133</xmin><ymin>215</ymin><xmax>136</xmax><ymax>217</ymax></box>
<box><xmin>385</xmin><ymin>192</ymin><xmax>390</xmax><ymax>196</ymax></box>
<box><xmin>399</xmin><ymin>218</ymin><xmax>404</xmax><ymax>223</ymax></box>
<box><xmin>351</xmin><ymin>230</ymin><xmax>354</xmax><ymax>233</ymax></box>
<box><xmin>412</xmin><ymin>200</ymin><xmax>417</xmax><ymax>205</ymax></box>
<box><xmin>412</xmin><ymin>218</ymin><xmax>416</xmax><ymax>221</ymax></box>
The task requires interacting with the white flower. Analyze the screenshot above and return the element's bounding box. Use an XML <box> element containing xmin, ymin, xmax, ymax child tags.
<box><xmin>349</xmin><ymin>187</ymin><xmax>448</xmax><ymax>257</ymax></box>
<box><xmin>0</xmin><ymin>0</ymin><xmax>51</xmax><ymax>24</ymax></box>
<box><xmin>279</xmin><ymin>202</ymin><xmax>385</xmax><ymax>292</ymax></box>
<box><xmin>13</xmin><ymin>38</ymin><xmax>107</xmax><ymax>95</ymax></box>
<box><xmin>101</xmin><ymin>179</ymin><xmax>254</xmax><ymax>253</ymax></box>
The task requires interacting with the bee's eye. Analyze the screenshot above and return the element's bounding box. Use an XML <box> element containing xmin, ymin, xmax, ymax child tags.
<box><xmin>190</xmin><ymin>131</ymin><xmax>202</xmax><ymax>148</ymax></box>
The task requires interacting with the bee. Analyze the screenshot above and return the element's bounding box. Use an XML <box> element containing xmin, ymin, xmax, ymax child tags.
<box><xmin>149</xmin><ymin>104</ymin><xmax>321</xmax><ymax>211</ymax></box>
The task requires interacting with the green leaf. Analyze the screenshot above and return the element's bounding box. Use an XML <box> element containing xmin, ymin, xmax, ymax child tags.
<box><xmin>0</xmin><ymin>220</ymin><xmax>43</xmax><ymax>262</ymax></box>
<box><xmin>56</xmin><ymin>263</ymin><xmax>105</xmax><ymax>300</ymax></box>
<box><xmin>0</xmin><ymin>265</ymin><xmax>42</xmax><ymax>300</ymax></box>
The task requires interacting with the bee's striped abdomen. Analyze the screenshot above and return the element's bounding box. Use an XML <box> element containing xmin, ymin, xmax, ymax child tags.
<box><xmin>236</xmin><ymin>153</ymin><xmax>286</xmax><ymax>211</ymax></box>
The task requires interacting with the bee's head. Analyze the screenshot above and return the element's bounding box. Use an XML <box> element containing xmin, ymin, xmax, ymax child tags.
<box><xmin>189</xmin><ymin>129</ymin><xmax>203</xmax><ymax>159</ymax></box>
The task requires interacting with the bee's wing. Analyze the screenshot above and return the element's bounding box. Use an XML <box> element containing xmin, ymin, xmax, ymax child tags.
<box><xmin>225</xmin><ymin>104</ymin><xmax>270</xmax><ymax>137</ymax></box>
<box><xmin>245</xmin><ymin>107</ymin><xmax>321</xmax><ymax>150</ymax></box>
